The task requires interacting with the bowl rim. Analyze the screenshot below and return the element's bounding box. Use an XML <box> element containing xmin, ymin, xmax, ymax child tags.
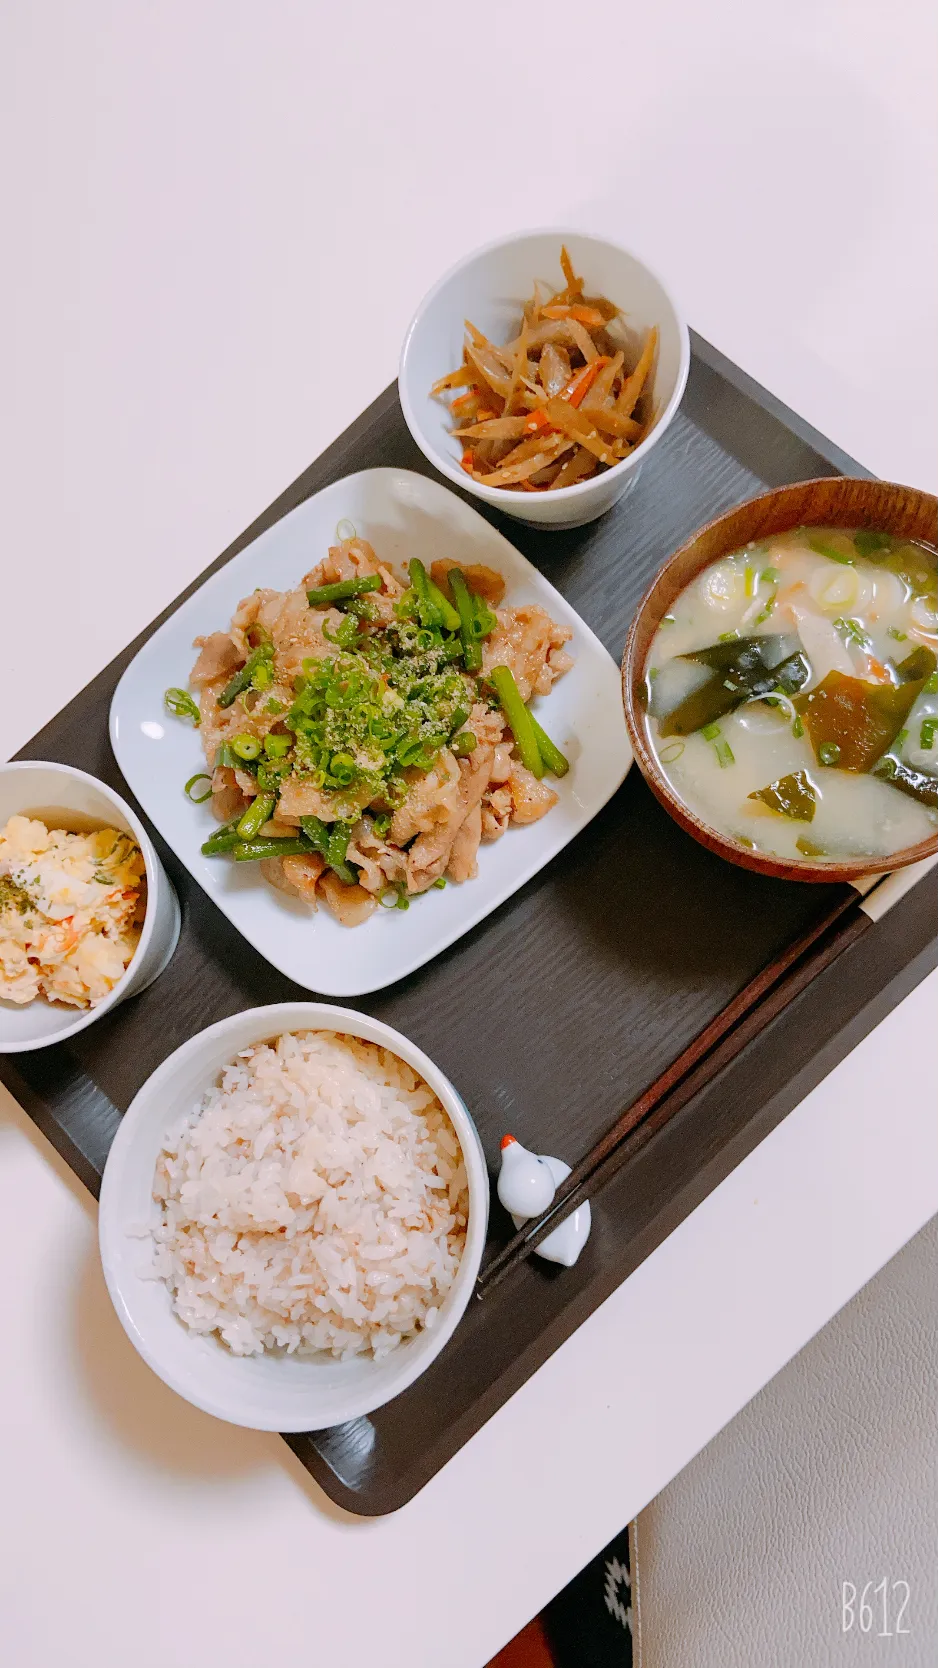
<box><xmin>0</xmin><ymin>759</ymin><xmax>168</xmax><ymax>1047</ymax></box>
<box><xmin>97</xmin><ymin>1001</ymin><xmax>490</xmax><ymax>1430</ymax></box>
<box><xmin>620</xmin><ymin>478</ymin><xmax>939</xmax><ymax>883</ymax></box>
<box><xmin>398</xmin><ymin>225</ymin><xmax>691</xmax><ymax>508</ymax></box>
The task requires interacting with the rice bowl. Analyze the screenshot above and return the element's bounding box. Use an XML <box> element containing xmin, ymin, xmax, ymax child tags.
<box><xmin>98</xmin><ymin>1002</ymin><xmax>488</xmax><ymax>1431</ymax></box>
<box><xmin>153</xmin><ymin>1030</ymin><xmax>469</xmax><ymax>1362</ymax></box>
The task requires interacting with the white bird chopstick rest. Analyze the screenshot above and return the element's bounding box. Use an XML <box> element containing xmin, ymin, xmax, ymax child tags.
<box><xmin>496</xmin><ymin>1134</ymin><xmax>592</xmax><ymax>1268</ymax></box>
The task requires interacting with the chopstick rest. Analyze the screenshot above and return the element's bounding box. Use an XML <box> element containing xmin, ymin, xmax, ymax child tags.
<box><xmin>497</xmin><ymin>1134</ymin><xmax>592</xmax><ymax>1269</ymax></box>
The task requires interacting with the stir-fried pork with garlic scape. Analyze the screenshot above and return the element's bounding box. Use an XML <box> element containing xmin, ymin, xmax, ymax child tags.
<box><xmin>166</xmin><ymin>537</ymin><xmax>573</xmax><ymax>926</ymax></box>
<box><xmin>431</xmin><ymin>246</ymin><xmax>658</xmax><ymax>492</ymax></box>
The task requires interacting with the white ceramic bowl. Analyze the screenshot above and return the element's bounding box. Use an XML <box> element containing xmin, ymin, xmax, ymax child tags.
<box><xmin>0</xmin><ymin>761</ymin><xmax>180</xmax><ymax>1052</ymax></box>
<box><xmin>399</xmin><ymin>229</ymin><xmax>690</xmax><ymax>530</ymax></box>
<box><xmin>98</xmin><ymin>1002</ymin><xmax>490</xmax><ymax>1431</ymax></box>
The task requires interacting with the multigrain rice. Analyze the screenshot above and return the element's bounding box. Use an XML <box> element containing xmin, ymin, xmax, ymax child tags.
<box><xmin>151</xmin><ymin>1031</ymin><xmax>469</xmax><ymax>1359</ymax></box>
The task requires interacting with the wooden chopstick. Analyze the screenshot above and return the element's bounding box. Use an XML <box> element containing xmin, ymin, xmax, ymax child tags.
<box><xmin>477</xmin><ymin>884</ymin><xmax>866</xmax><ymax>1296</ymax></box>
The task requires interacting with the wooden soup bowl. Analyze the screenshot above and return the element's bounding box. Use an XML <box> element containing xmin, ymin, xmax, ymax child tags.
<box><xmin>621</xmin><ymin>477</ymin><xmax>938</xmax><ymax>882</ymax></box>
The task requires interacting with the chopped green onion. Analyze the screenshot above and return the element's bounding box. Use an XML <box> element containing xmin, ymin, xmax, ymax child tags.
<box><xmin>887</xmin><ymin>627</ymin><xmax>908</xmax><ymax>642</ymax></box>
<box><xmin>379</xmin><ymin>884</ymin><xmax>410</xmax><ymax>910</ymax></box>
<box><xmin>660</xmin><ymin>741</ymin><xmax>685</xmax><ymax>764</ymax></box>
<box><xmin>700</xmin><ymin>720</ymin><xmax>734</xmax><ymax>767</ymax></box>
<box><xmin>808</xmin><ymin>533</ymin><xmax>853</xmax><ymax>565</ymax></box>
<box><xmin>744</xmin><ymin>566</ymin><xmax>757</xmax><ymax>598</ymax></box>
<box><xmin>451</xmin><ymin>730</ymin><xmax>478</xmax><ymax>757</ymax></box>
<box><xmin>792</xmin><ymin>715</ymin><xmax>805</xmax><ymax>739</ymax></box>
<box><xmin>718</xmin><ymin>631</ymin><xmax>739</xmax><ymax>642</ymax></box>
<box><xmin>232</xmin><ymin>733</ymin><xmax>261</xmax><ymax>761</ymax></box>
<box><xmin>329</xmin><ymin>751</ymin><xmax>357</xmax><ymax>786</ymax></box>
<box><xmin>335</xmin><ymin>519</ymin><xmax>357</xmax><ymax>542</ymax></box>
<box><xmin>925</xmin><ymin>672</ymin><xmax>939</xmax><ymax>694</ymax></box>
<box><xmin>306</xmin><ymin>574</ymin><xmax>382</xmax><ymax>606</ymax></box>
<box><xmin>255</xmin><ymin>758</ymin><xmax>287</xmax><ymax>791</ymax></box>
<box><xmin>432</xmin><ymin>877</ymin><xmax>447</xmax><ymax>889</ymax></box>
<box><xmin>348</xmin><ymin>596</ymin><xmax>378</xmax><ymax>621</ymax></box>
<box><xmin>754</xmin><ymin>589</ymin><xmax>778</xmax><ymax>625</ymax></box>
<box><xmin>833</xmin><ymin>616</ymin><xmax>871</xmax><ymax>650</ymax></box>
<box><xmin>165</xmin><ymin>688</ymin><xmax>201</xmax><ymax>726</ymax></box>
<box><xmin>488</xmin><ymin>665</ymin><xmax>544</xmax><ymax>778</ymax></box>
<box><xmin>760</xmin><ymin>566</ymin><xmax>780</xmax><ymax>583</ymax></box>
<box><xmin>920</xmin><ymin>717</ymin><xmax>938</xmax><ymax>751</ymax></box>
<box><xmin>263</xmin><ymin>732</ymin><xmax>292</xmax><ymax>758</ymax></box>
<box><xmin>265</xmin><ymin>698</ymin><xmax>285</xmax><ymax>713</ymax></box>
<box><xmin>661</xmin><ymin>614</ymin><xmax>676</xmax><ymax>625</ymax></box>
<box><xmin>323</xmin><ymin>613</ymin><xmax>362</xmax><ymax>648</ymax></box>
<box><xmin>530</xmin><ymin>715</ymin><xmax>569</xmax><ymax>778</ymax></box>
<box><xmin>184</xmin><ymin>772</ymin><xmax>213</xmax><ymax>803</ymax></box>
<box><xmin>214</xmin><ymin>743</ymin><xmax>238</xmax><ymax>769</ymax></box>
<box><xmin>236</xmin><ymin>792</ymin><xmax>275</xmax><ymax>839</ymax></box>
<box><xmin>818</xmin><ymin>742</ymin><xmax>841</xmax><ymax>766</ymax></box>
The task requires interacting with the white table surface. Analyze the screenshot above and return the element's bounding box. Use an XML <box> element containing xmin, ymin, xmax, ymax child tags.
<box><xmin>1</xmin><ymin>5</ymin><xmax>936</xmax><ymax>1665</ymax></box>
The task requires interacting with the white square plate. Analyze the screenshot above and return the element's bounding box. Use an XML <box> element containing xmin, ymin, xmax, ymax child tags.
<box><xmin>110</xmin><ymin>468</ymin><xmax>632</xmax><ymax>995</ymax></box>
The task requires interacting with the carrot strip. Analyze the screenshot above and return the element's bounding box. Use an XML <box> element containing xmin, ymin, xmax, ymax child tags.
<box><xmin>560</xmin><ymin>245</ymin><xmax>581</xmax><ymax>293</ymax></box>
<box><xmin>566</xmin><ymin>356</ymin><xmax>611</xmax><ymax>408</ymax></box>
<box><xmin>449</xmin><ymin>386</ymin><xmax>481</xmax><ymax>413</ymax></box>
<box><xmin>616</xmin><ymin>327</ymin><xmax>658</xmax><ymax>416</ymax></box>
<box><xmin>540</xmin><ymin>304</ymin><xmax>608</xmax><ymax>328</ymax></box>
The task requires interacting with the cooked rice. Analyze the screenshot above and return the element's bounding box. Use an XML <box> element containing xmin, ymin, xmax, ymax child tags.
<box><xmin>151</xmin><ymin>1030</ymin><xmax>469</xmax><ymax>1360</ymax></box>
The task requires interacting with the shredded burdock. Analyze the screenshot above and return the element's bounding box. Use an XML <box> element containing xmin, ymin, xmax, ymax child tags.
<box><xmin>431</xmin><ymin>246</ymin><xmax>658</xmax><ymax>492</ymax></box>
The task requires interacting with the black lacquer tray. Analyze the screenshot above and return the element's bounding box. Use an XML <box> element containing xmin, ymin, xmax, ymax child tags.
<box><xmin>2</xmin><ymin>333</ymin><xmax>934</xmax><ymax>1514</ymax></box>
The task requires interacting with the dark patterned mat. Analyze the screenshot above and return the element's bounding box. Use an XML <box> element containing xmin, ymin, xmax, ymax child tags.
<box><xmin>490</xmin><ymin>1525</ymin><xmax>634</xmax><ymax>1666</ymax></box>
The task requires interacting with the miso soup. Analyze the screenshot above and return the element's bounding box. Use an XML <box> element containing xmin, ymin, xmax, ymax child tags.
<box><xmin>645</xmin><ymin>527</ymin><xmax>938</xmax><ymax>864</ymax></box>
